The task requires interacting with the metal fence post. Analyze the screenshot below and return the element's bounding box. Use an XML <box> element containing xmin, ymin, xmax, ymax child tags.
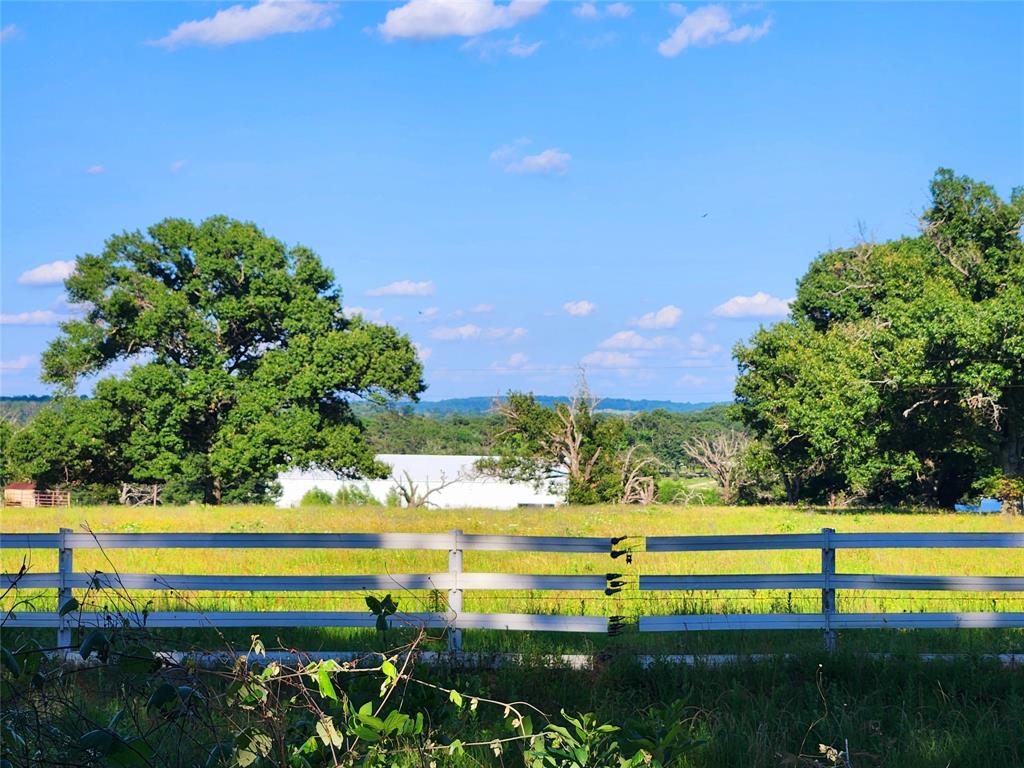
<box><xmin>821</xmin><ymin>527</ymin><xmax>836</xmax><ymax>652</ymax></box>
<box><xmin>448</xmin><ymin>529</ymin><xmax>463</xmax><ymax>654</ymax></box>
<box><xmin>57</xmin><ymin>527</ymin><xmax>74</xmax><ymax>654</ymax></box>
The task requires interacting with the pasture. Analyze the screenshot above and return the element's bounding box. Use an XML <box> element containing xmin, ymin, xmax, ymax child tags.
<box><xmin>3</xmin><ymin>504</ymin><xmax>1023</xmax><ymax>655</ymax></box>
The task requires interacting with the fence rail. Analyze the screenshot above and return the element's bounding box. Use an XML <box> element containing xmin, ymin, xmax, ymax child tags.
<box><xmin>2</xmin><ymin>527</ymin><xmax>1022</xmax><ymax>655</ymax></box>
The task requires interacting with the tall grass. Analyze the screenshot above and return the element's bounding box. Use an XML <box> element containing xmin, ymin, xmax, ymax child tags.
<box><xmin>3</xmin><ymin>504</ymin><xmax>1022</xmax><ymax>653</ymax></box>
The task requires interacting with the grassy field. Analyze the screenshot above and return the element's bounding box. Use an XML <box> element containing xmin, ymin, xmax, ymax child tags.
<box><xmin>3</xmin><ymin>504</ymin><xmax>1022</xmax><ymax>655</ymax></box>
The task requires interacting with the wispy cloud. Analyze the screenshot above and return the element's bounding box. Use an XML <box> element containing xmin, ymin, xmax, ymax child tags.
<box><xmin>573</xmin><ymin>2</ymin><xmax>632</xmax><ymax>20</ymax></box>
<box><xmin>367</xmin><ymin>280</ymin><xmax>435</xmax><ymax>297</ymax></box>
<box><xmin>598</xmin><ymin>330</ymin><xmax>673</xmax><ymax>350</ymax></box>
<box><xmin>18</xmin><ymin>260</ymin><xmax>76</xmax><ymax>286</ymax></box>
<box><xmin>1</xmin><ymin>24</ymin><xmax>21</xmax><ymax>43</ymax></box>
<box><xmin>431</xmin><ymin>324</ymin><xmax>481</xmax><ymax>341</ymax></box>
<box><xmin>658</xmin><ymin>4</ymin><xmax>771</xmax><ymax>58</ymax></box>
<box><xmin>505</xmin><ymin>148</ymin><xmax>571</xmax><ymax>175</ymax></box>
<box><xmin>413</xmin><ymin>342</ymin><xmax>433</xmax><ymax>362</ymax></box>
<box><xmin>469</xmin><ymin>303</ymin><xmax>495</xmax><ymax>314</ymax></box>
<box><xmin>417</xmin><ymin>307</ymin><xmax>441</xmax><ymax>322</ymax></box>
<box><xmin>170</xmin><ymin>159</ymin><xmax>186</xmax><ymax>173</ymax></box>
<box><xmin>461</xmin><ymin>33</ymin><xmax>541</xmax><ymax>58</ymax></box>
<box><xmin>86</xmin><ymin>165</ymin><xmax>106</xmax><ymax>175</ymax></box>
<box><xmin>491</xmin><ymin>139</ymin><xmax>571</xmax><ymax>175</ymax></box>
<box><xmin>580</xmin><ymin>350</ymin><xmax>639</xmax><ymax>368</ymax></box>
<box><xmin>492</xmin><ymin>352</ymin><xmax>530</xmax><ymax>370</ymax></box>
<box><xmin>484</xmin><ymin>326</ymin><xmax>527</xmax><ymax>341</ymax></box>
<box><xmin>631</xmin><ymin>304</ymin><xmax>682</xmax><ymax>329</ymax></box>
<box><xmin>431</xmin><ymin>324</ymin><xmax>526</xmax><ymax>341</ymax></box>
<box><xmin>343</xmin><ymin>306</ymin><xmax>384</xmax><ymax>321</ymax></box>
<box><xmin>379</xmin><ymin>0</ymin><xmax>546</xmax><ymax>40</ymax></box>
<box><xmin>563</xmin><ymin>300</ymin><xmax>596</xmax><ymax>317</ymax></box>
<box><xmin>0</xmin><ymin>310</ymin><xmax>72</xmax><ymax>326</ymax></box>
<box><xmin>152</xmin><ymin>0</ymin><xmax>336</xmax><ymax>49</ymax></box>
<box><xmin>0</xmin><ymin>354</ymin><xmax>37</xmax><ymax>373</ymax></box>
<box><xmin>711</xmin><ymin>291</ymin><xmax>792</xmax><ymax>319</ymax></box>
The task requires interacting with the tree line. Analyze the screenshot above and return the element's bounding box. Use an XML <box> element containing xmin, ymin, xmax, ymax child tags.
<box><xmin>2</xmin><ymin>169</ymin><xmax>1020</xmax><ymax>508</ymax></box>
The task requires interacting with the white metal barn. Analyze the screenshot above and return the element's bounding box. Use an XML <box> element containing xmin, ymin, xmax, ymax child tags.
<box><xmin>276</xmin><ymin>454</ymin><xmax>562</xmax><ymax>509</ymax></box>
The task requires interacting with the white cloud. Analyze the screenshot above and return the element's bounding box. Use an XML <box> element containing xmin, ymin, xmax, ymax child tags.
<box><xmin>470</xmin><ymin>303</ymin><xmax>494</xmax><ymax>314</ymax></box>
<box><xmin>573</xmin><ymin>2</ymin><xmax>631</xmax><ymax>19</ymax></box>
<box><xmin>343</xmin><ymin>306</ymin><xmax>384</xmax><ymax>321</ymax></box>
<box><xmin>379</xmin><ymin>0</ymin><xmax>546</xmax><ymax>40</ymax></box>
<box><xmin>170</xmin><ymin>160</ymin><xmax>186</xmax><ymax>173</ymax></box>
<box><xmin>658</xmin><ymin>4</ymin><xmax>770</xmax><ymax>58</ymax></box>
<box><xmin>711</xmin><ymin>291</ymin><xmax>792</xmax><ymax>319</ymax></box>
<box><xmin>18</xmin><ymin>260</ymin><xmax>76</xmax><ymax>286</ymax></box>
<box><xmin>599</xmin><ymin>330</ymin><xmax>672</xmax><ymax>350</ymax></box>
<box><xmin>484</xmin><ymin>326</ymin><xmax>527</xmax><ymax>341</ymax></box>
<box><xmin>632</xmin><ymin>304</ymin><xmax>682</xmax><ymax>329</ymax></box>
<box><xmin>1</xmin><ymin>24</ymin><xmax>21</xmax><ymax>43</ymax></box>
<box><xmin>431</xmin><ymin>324</ymin><xmax>481</xmax><ymax>340</ymax></box>
<box><xmin>431</xmin><ymin>324</ymin><xmax>526</xmax><ymax>341</ymax></box>
<box><xmin>490</xmin><ymin>351</ymin><xmax>530</xmax><ymax>371</ymax></box>
<box><xmin>86</xmin><ymin>165</ymin><xmax>106</xmax><ymax>175</ymax></box>
<box><xmin>461</xmin><ymin>33</ymin><xmax>541</xmax><ymax>58</ymax></box>
<box><xmin>367</xmin><ymin>280</ymin><xmax>435</xmax><ymax>297</ymax></box>
<box><xmin>0</xmin><ymin>310</ymin><xmax>72</xmax><ymax>326</ymax></box>
<box><xmin>413</xmin><ymin>342</ymin><xmax>433</xmax><ymax>362</ymax></box>
<box><xmin>504</xmin><ymin>148</ymin><xmax>571</xmax><ymax>175</ymax></box>
<box><xmin>677</xmin><ymin>373</ymin><xmax>708</xmax><ymax>386</ymax></box>
<box><xmin>581</xmin><ymin>350</ymin><xmax>638</xmax><ymax>368</ymax></box>
<box><xmin>0</xmin><ymin>354</ymin><xmax>37</xmax><ymax>373</ymax></box>
<box><xmin>417</xmin><ymin>307</ymin><xmax>441</xmax><ymax>322</ymax></box>
<box><xmin>563</xmin><ymin>299</ymin><xmax>596</xmax><ymax>317</ymax></box>
<box><xmin>152</xmin><ymin>0</ymin><xmax>335</xmax><ymax>49</ymax></box>
<box><xmin>688</xmin><ymin>332</ymin><xmax>705</xmax><ymax>348</ymax></box>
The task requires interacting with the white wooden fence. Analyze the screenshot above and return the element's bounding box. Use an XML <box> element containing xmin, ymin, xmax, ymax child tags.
<box><xmin>2</xmin><ymin>528</ymin><xmax>1023</xmax><ymax>654</ymax></box>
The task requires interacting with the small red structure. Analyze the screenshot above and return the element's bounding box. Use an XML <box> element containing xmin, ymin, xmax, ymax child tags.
<box><xmin>3</xmin><ymin>482</ymin><xmax>71</xmax><ymax>508</ymax></box>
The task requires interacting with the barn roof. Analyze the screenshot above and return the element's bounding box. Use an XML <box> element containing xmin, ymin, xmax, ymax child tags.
<box><xmin>5</xmin><ymin>482</ymin><xmax>37</xmax><ymax>490</ymax></box>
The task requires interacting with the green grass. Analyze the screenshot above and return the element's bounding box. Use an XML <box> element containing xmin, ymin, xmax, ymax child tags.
<box><xmin>3</xmin><ymin>504</ymin><xmax>1023</xmax><ymax>654</ymax></box>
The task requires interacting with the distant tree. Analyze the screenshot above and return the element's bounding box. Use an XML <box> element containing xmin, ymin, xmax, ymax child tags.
<box><xmin>11</xmin><ymin>216</ymin><xmax>424</xmax><ymax>503</ymax></box>
<box><xmin>0</xmin><ymin>420</ymin><xmax>13</xmax><ymax>487</ymax></box>
<box><xmin>478</xmin><ymin>376</ymin><xmax>655</xmax><ymax>504</ymax></box>
<box><xmin>735</xmin><ymin>169</ymin><xmax>1024</xmax><ymax>505</ymax></box>
<box><xmin>624</xmin><ymin>405</ymin><xmax>741</xmax><ymax>474</ymax></box>
<box><xmin>682</xmin><ymin>431</ymin><xmax>750</xmax><ymax>504</ymax></box>
<box><xmin>300</xmin><ymin>487</ymin><xmax>333</xmax><ymax>506</ymax></box>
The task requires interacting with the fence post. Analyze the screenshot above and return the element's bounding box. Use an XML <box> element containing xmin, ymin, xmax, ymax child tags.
<box><xmin>447</xmin><ymin>529</ymin><xmax>463</xmax><ymax>654</ymax></box>
<box><xmin>57</xmin><ymin>527</ymin><xmax>74</xmax><ymax>654</ymax></box>
<box><xmin>821</xmin><ymin>527</ymin><xmax>836</xmax><ymax>652</ymax></box>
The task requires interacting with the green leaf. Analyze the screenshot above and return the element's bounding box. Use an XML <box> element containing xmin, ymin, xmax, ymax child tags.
<box><xmin>315</xmin><ymin>718</ymin><xmax>344</xmax><ymax>748</ymax></box>
<box><xmin>78</xmin><ymin>630</ymin><xmax>108</xmax><ymax>660</ymax></box>
<box><xmin>316</xmin><ymin>663</ymin><xmax>337</xmax><ymax>701</ymax></box>
<box><xmin>107</xmin><ymin>738</ymin><xmax>155</xmax><ymax>768</ymax></box>
<box><xmin>79</xmin><ymin>729</ymin><xmax>116</xmax><ymax>754</ymax></box>
<box><xmin>1</xmin><ymin>647</ymin><xmax>20</xmax><ymax>677</ymax></box>
<box><xmin>58</xmin><ymin>597</ymin><xmax>80</xmax><ymax>616</ymax></box>
<box><xmin>449</xmin><ymin>689</ymin><xmax>463</xmax><ymax>708</ymax></box>
<box><xmin>146</xmin><ymin>682</ymin><xmax>178</xmax><ymax>714</ymax></box>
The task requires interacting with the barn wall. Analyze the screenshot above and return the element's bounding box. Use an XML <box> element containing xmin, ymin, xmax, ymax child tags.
<box><xmin>276</xmin><ymin>455</ymin><xmax>562</xmax><ymax>509</ymax></box>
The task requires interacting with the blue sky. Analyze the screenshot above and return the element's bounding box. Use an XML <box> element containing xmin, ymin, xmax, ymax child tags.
<box><xmin>2</xmin><ymin>1</ymin><xmax>1022</xmax><ymax>402</ymax></box>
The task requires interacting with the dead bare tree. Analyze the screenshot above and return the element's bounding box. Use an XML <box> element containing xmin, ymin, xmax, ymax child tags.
<box><xmin>683</xmin><ymin>431</ymin><xmax>750</xmax><ymax>504</ymax></box>
<box><xmin>390</xmin><ymin>470</ymin><xmax>463</xmax><ymax>508</ymax></box>
<box><xmin>618</xmin><ymin>446</ymin><xmax>659</xmax><ymax>505</ymax></box>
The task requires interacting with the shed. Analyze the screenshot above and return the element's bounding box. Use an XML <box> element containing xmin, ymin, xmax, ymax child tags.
<box><xmin>4</xmin><ymin>482</ymin><xmax>37</xmax><ymax>508</ymax></box>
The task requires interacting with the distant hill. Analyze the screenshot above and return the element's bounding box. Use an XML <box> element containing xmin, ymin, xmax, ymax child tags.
<box><xmin>3</xmin><ymin>395</ymin><xmax>728</xmax><ymax>424</ymax></box>
<box><xmin>356</xmin><ymin>396</ymin><xmax>727</xmax><ymax>416</ymax></box>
